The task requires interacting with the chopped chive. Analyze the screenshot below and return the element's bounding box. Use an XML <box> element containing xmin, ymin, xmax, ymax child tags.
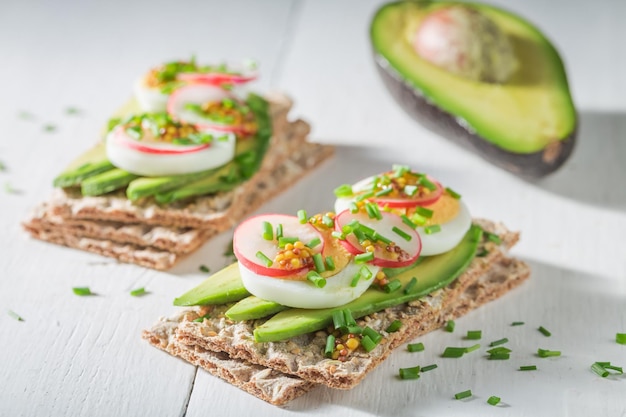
<box><xmin>591</xmin><ymin>362</ymin><xmax>609</xmax><ymax>377</ymax></box>
<box><xmin>278</xmin><ymin>237</ymin><xmax>298</xmax><ymax>247</ymax></box>
<box><xmin>392</xmin><ymin>164</ymin><xmax>410</xmax><ymax>177</ymax></box>
<box><xmin>537</xmin><ymin>348</ymin><xmax>561</xmax><ymax>358</ymax></box>
<box><xmin>352</xmin><ymin>228</ymin><xmax>366</xmax><ymax>242</ymax></box>
<box><xmin>355</xmin><ymin>190</ymin><xmax>374</xmax><ymax>202</ymax></box>
<box><xmin>346</xmin><ymin>325</ymin><xmax>363</xmax><ymax>334</ymax></box>
<box><xmin>442</xmin><ymin>347</ymin><xmax>466</xmax><ymax>358</ymax></box>
<box><xmin>199</xmin><ymin>264</ymin><xmax>210</xmax><ymax>273</ymax></box>
<box><xmin>445</xmin><ymin>187</ymin><xmax>461</xmax><ymax>199</ymax></box>
<box><xmin>192</xmin><ymin>314</ymin><xmax>210</xmax><ymax>322</ymax></box>
<box><xmin>386</xmin><ymin>320</ymin><xmax>402</xmax><ymax>333</ymax></box>
<box><xmin>404</xmin><ymin>185</ymin><xmax>418</xmax><ymax>196</ymax></box>
<box><xmin>255</xmin><ymin>251</ymin><xmax>273</xmax><ymax>267</ymax></box>
<box><xmin>7</xmin><ymin>310</ymin><xmax>23</xmax><ymax>321</ymax></box>
<box><xmin>43</xmin><ymin>124</ymin><xmax>57</xmax><ymax>133</ymax></box>
<box><xmin>333</xmin><ymin>184</ymin><xmax>353</xmax><ymax>198</ymax></box>
<box><xmin>324</xmin><ymin>334</ymin><xmax>335</xmax><ymax>357</ymax></box>
<box><xmin>418</xmin><ymin>176</ymin><xmax>436</xmax><ymax>191</ymax></box>
<box><xmin>445</xmin><ymin>320</ymin><xmax>455</xmax><ymax>332</ymax></box>
<box><xmin>72</xmin><ymin>287</ymin><xmax>92</xmax><ymax>296</ymax></box>
<box><xmin>392</xmin><ymin>226</ymin><xmax>412</xmax><ymax>241</ymax></box>
<box><xmin>488</xmin><ymin>353</ymin><xmax>510</xmax><ymax>360</ymax></box>
<box><xmin>511</xmin><ymin>321</ymin><xmax>525</xmax><ymax>326</ymax></box>
<box><xmin>306</xmin><ymin>271</ymin><xmax>326</xmax><ymax>288</ymax></box>
<box><xmin>383</xmin><ymin>279</ymin><xmax>402</xmax><ymax>293</ymax></box>
<box><xmin>422</xmin><ymin>364</ymin><xmax>438</xmax><ymax>373</ymax></box>
<box><xmin>486</xmin><ymin>347</ymin><xmax>512</xmax><ymax>355</ymax></box>
<box><xmin>322</xmin><ymin>215</ymin><xmax>334</xmax><ymax>228</ymax></box>
<box><xmin>408</xmin><ymin>342</ymin><xmax>425</xmax><ymax>352</ymax></box>
<box><xmin>331</xmin><ymin>231</ymin><xmax>345</xmax><ymax>240</ymax></box>
<box><xmin>464</xmin><ymin>343</ymin><xmax>481</xmax><ymax>353</ymax></box>
<box><xmin>350</xmin><ymin>271</ymin><xmax>361</xmax><ymax>287</ymax></box>
<box><xmin>130</xmin><ymin>287</ymin><xmax>146</xmax><ymax>297</ymax></box>
<box><xmin>0</xmin><ymin>161</ymin><xmax>6</xmax><ymax>171</ymax></box>
<box><xmin>415</xmin><ymin>206</ymin><xmax>434</xmax><ymax>218</ymax></box>
<box><xmin>538</xmin><ymin>326</ymin><xmax>551</xmax><ymax>337</ymax></box>
<box><xmin>616</xmin><ymin>333</ymin><xmax>626</xmax><ymax>345</ymax></box>
<box><xmin>262</xmin><ymin>221</ymin><xmax>273</xmax><ymax>240</ymax></box>
<box><xmin>486</xmin><ymin>232</ymin><xmax>502</xmax><ymax>244</ymax></box>
<box><xmin>489</xmin><ymin>338</ymin><xmax>508</xmax><ymax>347</ymax></box>
<box><xmin>403</xmin><ymin>277</ymin><xmax>418</xmax><ymax>294</ymax></box>
<box><xmin>297</xmin><ymin>209</ymin><xmax>307</xmax><ymax>224</ymax></box>
<box><xmin>466</xmin><ymin>330</ymin><xmax>482</xmax><ymax>340</ymax></box>
<box><xmin>361</xmin><ymin>335</ymin><xmax>377</xmax><ymax>352</ymax></box>
<box><xmin>424</xmin><ymin>225</ymin><xmax>441</xmax><ymax>235</ymax></box>
<box><xmin>372</xmin><ymin>231</ymin><xmax>392</xmax><ymax>245</ymax></box>
<box><xmin>401</xmin><ymin>215</ymin><xmax>417</xmax><ymax>229</ymax></box>
<box><xmin>487</xmin><ymin>396</ymin><xmax>501</xmax><ymax>406</ymax></box>
<box><xmin>355</xmin><ymin>252</ymin><xmax>374</xmax><ymax>264</ymax></box>
<box><xmin>349</xmin><ymin>202</ymin><xmax>359</xmax><ymax>213</ymax></box>
<box><xmin>18</xmin><ymin>110</ymin><xmax>35</xmax><ymax>120</ymax></box>
<box><xmin>399</xmin><ymin>366</ymin><xmax>421</xmax><ymax>380</ymax></box>
<box><xmin>454</xmin><ymin>390</ymin><xmax>472</xmax><ymax>400</ymax></box>
<box><xmin>312</xmin><ymin>253</ymin><xmax>326</xmax><ymax>273</ymax></box>
<box><xmin>275</xmin><ymin>223</ymin><xmax>283</xmax><ymax>239</ymax></box>
<box><xmin>325</xmin><ymin>256</ymin><xmax>335</xmax><ymax>271</ymax></box>
<box><xmin>66</xmin><ymin>107</ymin><xmax>81</xmax><ymax>115</ymax></box>
<box><xmin>519</xmin><ymin>365</ymin><xmax>537</xmax><ymax>371</ymax></box>
<box><xmin>363</xmin><ymin>327</ymin><xmax>382</xmax><ymax>344</ymax></box>
<box><xmin>476</xmin><ymin>248</ymin><xmax>489</xmax><ymax>257</ymax></box>
<box><xmin>359</xmin><ymin>265</ymin><xmax>373</xmax><ymax>280</ymax></box>
<box><xmin>410</xmin><ymin>213</ymin><xmax>427</xmax><ymax>226</ymax></box>
<box><xmin>332</xmin><ymin>310</ymin><xmax>346</xmax><ymax>329</ymax></box>
<box><xmin>365</xmin><ymin>202</ymin><xmax>382</xmax><ymax>219</ymax></box>
<box><xmin>375</xmin><ymin>187</ymin><xmax>393</xmax><ymax>197</ymax></box>
<box><xmin>4</xmin><ymin>182</ymin><xmax>18</xmax><ymax>194</ymax></box>
<box><xmin>343</xmin><ymin>309</ymin><xmax>356</xmax><ymax>327</ymax></box>
<box><xmin>604</xmin><ymin>364</ymin><xmax>623</xmax><ymax>374</ymax></box>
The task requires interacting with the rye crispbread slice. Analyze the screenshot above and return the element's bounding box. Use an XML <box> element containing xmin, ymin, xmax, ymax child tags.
<box><xmin>142</xmin><ymin>220</ymin><xmax>530</xmax><ymax>403</ymax></box>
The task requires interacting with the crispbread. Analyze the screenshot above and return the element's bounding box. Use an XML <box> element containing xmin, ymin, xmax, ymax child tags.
<box><xmin>142</xmin><ymin>220</ymin><xmax>530</xmax><ymax>403</ymax></box>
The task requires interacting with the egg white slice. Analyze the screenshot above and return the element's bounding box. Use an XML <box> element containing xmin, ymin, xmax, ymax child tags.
<box><xmin>133</xmin><ymin>78</ymin><xmax>170</xmax><ymax>113</ymax></box>
<box><xmin>238</xmin><ymin>261</ymin><xmax>380</xmax><ymax>309</ymax></box>
<box><xmin>417</xmin><ymin>199</ymin><xmax>472</xmax><ymax>256</ymax></box>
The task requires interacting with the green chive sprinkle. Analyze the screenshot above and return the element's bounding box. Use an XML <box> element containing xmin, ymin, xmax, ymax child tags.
<box><xmin>192</xmin><ymin>314</ymin><xmax>210</xmax><ymax>323</ymax></box>
<box><xmin>333</xmin><ymin>184</ymin><xmax>353</xmax><ymax>198</ymax></box>
<box><xmin>489</xmin><ymin>338</ymin><xmax>508</xmax><ymax>347</ymax></box>
<box><xmin>408</xmin><ymin>342</ymin><xmax>425</xmax><ymax>352</ymax></box>
<box><xmin>424</xmin><ymin>225</ymin><xmax>441</xmax><ymax>235</ymax></box>
<box><xmin>454</xmin><ymin>390</ymin><xmax>472</xmax><ymax>400</ymax></box>
<box><xmin>465</xmin><ymin>343</ymin><xmax>481</xmax><ymax>353</ymax></box>
<box><xmin>355</xmin><ymin>252</ymin><xmax>374</xmax><ymax>264</ymax></box>
<box><xmin>537</xmin><ymin>348</ymin><xmax>561</xmax><ymax>358</ymax></box>
<box><xmin>360</xmin><ymin>265</ymin><xmax>373</xmax><ymax>280</ymax></box>
<box><xmin>331</xmin><ymin>231</ymin><xmax>345</xmax><ymax>240</ymax></box>
<box><xmin>332</xmin><ymin>310</ymin><xmax>346</xmax><ymax>329</ymax></box>
<box><xmin>415</xmin><ymin>206</ymin><xmax>434</xmax><ymax>218</ymax></box>
<box><xmin>487</xmin><ymin>396</ymin><xmax>501</xmax><ymax>406</ymax></box>
<box><xmin>43</xmin><ymin>124</ymin><xmax>57</xmax><ymax>133</ymax></box>
<box><xmin>442</xmin><ymin>347</ymin><xmax>466</xmax><ymax>358</ymax></box>
<box><xmin>349</xmin><ymin>202</ymin><xmax>359</xmax><ymax>213</ymax></box>
<box><xmin>404</xmin><ymin>277</ymin><xmax>418</xmax><ymax>294</ymax></box>
<box><xmin>66</xmin><ymin>107</ymin><xmax>81</xmax><ymax>115</ymax></box>
<box><xmin>343</xmin><ymin>309</ymin><xmax>356</xmax><ymax>327</ymax></box>
<box><xmin>313</xmin><ymin>253</ymin><xmax>326</xmax><ymax>273</ymax></box>
<box><xmin>466</xmin><ymin>330</ymin><xmax>482</xmax><ymax>340</ymax></box>
<box><xmin>325</xmin><ymin>256</ymin><xmax>335</xmax><ymax>271</ymax></box>
<box><xmin>361</xmin><ymin>335</ymin><xmax>377</xmax><ymax>352</ymax></box>
<box><xmin>262</xmin><ymin>221</ymin><xmax>273</xmax><ymax>240</ymax></box>
<box><xmin>275</xmin><ymin>224</ymin><xmax>283</xmax><ymax>239</ymax></box>
<box><xmin>410</xmin><ymin>213</ymin><xmax>426</xmax><ymax>226</ymax></box>
<box><xmin>488</xmin><ymin>353</ymin><xmax>510</xmax><ymax>360</ymax></box>
<box><xmin>445</xmin><ymin>187</ymin><xmax>461</xmax><ymax>199</ymax></box>
<box><xmin>322</xmin><ymin>215</ymin><xmax>334</xmax><ymax>228</ymax></box>
<box><xmin>604</xmin><ymin>364</ymin><xmax>623</xmax><ymax>374</ymax></box>
<box><xmin>365</xmin><ymin>202</ymin><xmax>382</xmax><ymax>219</ymax></box>
<box><xmin>392</xmin><ymin>226</ymin><xmax>412</xmax><ymax>241</ymax></box>
<box><xmin>401</xmin><ymin>215</ymin><xmax>417</xmax><ymax>229</ymax></box>
<box><xmin>350</xmin><ymin>272</ymin><xmax>361</xmax><ymax>287</ymax></box>
<box><xmin>375</xmin><ymin>187</ymin><xmax>393</xmax><ymax>197</ymax></box>
<box><xmin>519</xmin><ymin>365</ymin><xmax>537</xmax><ymax>371</ymax></box>
<box><xmin>591</xmin><ymin>362</ymin><xmax>609</xmax><ymax>377</ymax></box>
<box><xmin>306</xmin><ymin>271</ymin><xmax>326</xmax><ymax>288</ymax></box>
<box><xmin>7</xmin><ymin>310</ymin><xmax>24</xmax><ymax>321</ymax></box>
<box><xmin>486</xmin><ymin>232</ymin><xmax>502</xmax><ymax>244</ymax></box>
<box><xmin>130</xmin><ymin>287</ymin><xmax>146</xmax><ymax>297</ymax></box>
<box><xmin>393</xmin><ymin>164</ymin><xmax>410</xmax><ymax>177</ymax></box>
<box><xmin>363</xmin><ymin>327</ymin><xmax>382</xmax><ymax>344</ymax></box>
<box><xmin>278</xmin><ymin>237</ymin><xmax>298</xmax><ymax>247</ymax></box>
<box><xmin>72</xmin><ymin>287</ymin><xmax>92</xmax><ymax>296</ymax></box>
<box><xmin>538</xmin><ymin>326</ymin><xmax>551</xmax><ymax>337</ymax></box>
<box><xmin>399</xmin><ymin>366</ymin><xmax>421</xmax><ymax>380</ymax></box>
<box><xmin>324</xmin><ymin>334</ymin><xmax>335</xmax><ymax>357</ymax></box>
<box><xmin>616</xmin><ymin>333</ymin><xmax>626</xmax><ymax>345</ymax></box>
<box><xmin>355</xmin><ymin>190</ymin><xmax>374</xmax><ymax>202</ymax></box>
<box><xmin>445</xmin><ymin>320</ymin><xmax>455</xmax><ymax>332</ymax></box>
<box><xmin>511</xmin><ymin>321</ymin><xmax>525</xmax><ymax>326</ymax></box>
<box><xmin>4</xmin><ymin>182</ymin><xmax>17</xmax><ymax>194</ymax></box>
<box><xmin>421</xmin><ymin>364</ymin><xmax>437</xmax><ymax>372</ymax></box>
<box><xmin>346</xmin><ymin>325</ymin><xmax>363</xmax><ymax>334</ymax></box>
<box><xmin>297</xmin><ymin>209</ymin><xmax>307</xmax><ymax>224</ymax></box>
<box><xmin>404</xmin><ymin>185</ymin><xmax>418</xmax><ymax>196</ymax></box>
<box><xmin>386</xmin><ymin>320</ymin><xmax>402</xmax><ymax>333</ymax></box>
<box><xmin>199</xmin><ymin>264</ymin><xmax>210</xmax><ymax>273</ymax></box>
<box><xmin>487</xmin><ymin>347</ymin><xmax>512</xmax><ymax>355</ymax></box>
<box><xmin>255</xmin><ymin>251</ymin><xmax>273</xmax><ymax>267</ymax></box>
<box><xmin>372</xmin><ymin>231</ymin><xmax>392</xmax><ymax>245</ymax></box>
<box><xmin>383</xmin><ymin>279</ymin><xmax>402</xmax><ymax>293</ymax></box>
<box><xmin>476</xmin><ymin>248</ymin><xmax>488</xmax><ymax>257</ymax></box>
<box><xmin>0</xmin><ymin>161</ymin><xmax>6</xmax><ymax>171</ymax></box>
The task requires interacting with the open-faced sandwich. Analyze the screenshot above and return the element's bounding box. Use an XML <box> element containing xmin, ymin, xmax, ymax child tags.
<box><xmin>143</xmin><ymin>165</ymin><xmax>530</xmax><ymax>405</ymax></box>
<box><xmin>22</xmin><ymin>58</ymin><xmax>333</xmax><ymax>269</ymax></box>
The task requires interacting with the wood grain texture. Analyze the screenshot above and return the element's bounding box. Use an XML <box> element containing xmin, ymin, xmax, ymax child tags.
<box><xmin>1</xmin><ymin>0</ymin><xmax>625</xmax><ymax>416</ymax></box>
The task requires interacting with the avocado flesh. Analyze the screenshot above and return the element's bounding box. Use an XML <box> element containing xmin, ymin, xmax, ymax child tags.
<box><xmin>371</xmin><ymin>1</ymin><xmax>577</xmax><ymax>177</ymax></box>
<box><xmin>225</xmin><ymin>296</ymin><xmax>288</xmax><ymax>321</ymax></box>
<box><xmin>81</xmin><ymin>168</ymin><xmax>139</xmax><ymax>196</ymax></box>
<box><xmin>53</xmin><ymin>143</ymin><xmax>115</xmax><ymax>187</ymax></box>
<box><xmin>173</xmin><ymin>263</ymin><xmax>250</xmax><ymax>306</ymax></box>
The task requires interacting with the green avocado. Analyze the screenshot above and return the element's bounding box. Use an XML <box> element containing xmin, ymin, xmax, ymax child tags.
<box><xmin>173</xmin><ymin>263</ymin><xmax>250</xmax><ymax>306</ymax></box>
<box><xmin>371</xmin><ymin>1</ymin><xmax>577</xmax><ymax>177</ymax></box>
<box><xmin>225</xmin><ymin>296</ymin><xmax>288</xmax><ymax>321</ymax></box>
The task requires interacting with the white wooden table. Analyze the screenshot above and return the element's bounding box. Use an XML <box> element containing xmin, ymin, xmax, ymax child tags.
<box><xmin>1</xmin><ymin>0</ymin><xmax>625</xmax><ymax>416</ymax></box>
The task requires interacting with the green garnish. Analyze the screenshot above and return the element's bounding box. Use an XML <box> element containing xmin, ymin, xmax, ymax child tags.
<box><xmin>399</xmin><ymin>365</ymin><xmax>420</xmax><ymax>380</ymax></box>
<box><xmin>322</xmin><ymin>215</ymin><xmax>334</xmax><ymax>228</ymax></box>
<box><xmin>255</xmin><ymin>251</ymin><xmax>273</xmax><ymax>267</ymax></box>
<box><xmin>66</xmin><ymin>107</ymin><xmax>81</xmax><ymax>115</ymax></box>
<box><xmin>383</xmin><ymin>279</ymin><xmax>402</xmax><ymax>293</ymax></box>
<box><xmin>306</xmin><ymin>271</ymin><xmax>326</xmax><ymax>288</ymax></box>
<box><xmin>511</xmin><ymin>321</ymin><xmax>525</xmax><ymax>326</ymax></box>
<box><xmin>262</xmin><ymin>221</ymin><xmax>273</xmax><ymax>241</ymax></box>
<box><xmin>375</xmin><ymin>187</ymin><xmax>393</xmax><ymax>197</ymax></box>
<box><xmin>332</xmin><ymin>310</ymin><xmax>345</xmax><ymax>329</ymax></box>
<box><xmin>18</xmin><ymin>111</ymin><xmax>35</xmax><ymax>120</ymax></box>
<box><xmin>418</xmin><ymin>176</ymin><xmax>437</xmax><ymax>191</ymax></box>
<box><xmin>363</xmin><ymin>327</ymin><xmax>382</xmax><ymax>344</ymax></box>
<box><xmin>415</xmin><ymin>206</ymin><xmax>433</xmax><ymax>218</ymax></box>
<box><xmin>130</xmin><ymin>287</ymin><xmax>147</xmax><ymax>297</ymax></box>
<box><xmin>538</xmin><ymin>326</ymin><xmax>551</xmax><ymax>337</ymax></box>
<box><xmin>487</xmin><ymin>396</ymin><xmax>501</xmax><ymax>406</ymax></box>
<box><xmin>354</xmin><ymin>252</ymin><xmax>374</xmax><ymax>264</ymax></box>
<box><xmin>350</xmin><ymin>271</ymin><xmax>361</xmax><ymax>287</ymax></box>
<box><xmin>193</xmin><ymin>314</ymin><xmax>210</xmax><ymax>323</ymax></box>
<box><xmin>421</xmin><ymin>364</ymin><xmax>437</xmax><ymax>372</ymax></box>
<box><xmin>125</xmin><ymin>125</ymin><xmax>143</xmax><ymax>140</ymax></box>
<box><xmin>312</xmin><ymin>253</ymin><xmax>326</xmax><ymax>273</ymax></box>
<box><xmin>392</xmin><ymin>164</ymin><xmax>410</xmax><ymax>177</ymax></box>
<box><xmin>365</xmin><ymin>202</ymin><xmax>383</xmax><ymax>220</ymax></box>
<box><xmin>333</xmin><ymin>184</ymin><xmax>353</xmax><ymax>198</ymax></box>
<box><xmin>401</xmin><ymin>215</ymin><xmax>417</xmax><ymax>229</ymax></box>
<box><xmin>408</xmin><ymin>342</ymin><xmax>425</xmax><ymax>352</ymax></box>
<box><xmin>275</xmin><ymin>224</ymin><xmax>283</xmax><ymax>239</ymax></box>
<box><xmin>392</xmin><ymin>226</ymin><xmax>412</xmax><ymax>241</ymax></box>
<box><xmin>442</xmin><ymin>347</ymin><xmax>466</xmax><ymax>358</ymax></box>
<box><xmin>486</xmin><ymin>232</ymin><xmax>502</xmax><ymax>244</ymax></box>
<box><xmin>616</xmin><ymin>333</ymin><xmax>626</xmax><ymax>344</ymax></box>
<box><xmin>72</xmin><ymin>287</ymin><xmax>93</xmax><ymax>296</ymax></box>
<box><xmin>464</xmin><ymin>343</ymin><xmax>481</xmax><ymax>353</ymax></box>
<box><xmin>359</xmin><ymin>265</ymin><xmax>373</xmax><ymax>280</ymax></box>
<box><xmin>199</xmin><ymin>265</ymin><xmax>210</xmax><ymax>273</ymax></box>
<box><xmin>537</xmin><ymin>348</ymin><xmax>561</xmax><ymax>358</ymax></box>
<box><xmin>325</xmin><ymin>256</ymin><xmax>335</xmax><ymax>271</ymax></box>
<box><xmin>43</xmin><ymin>124</ymin><xmax>57</xmax><ymax>133</ymax></box>
<box><xmin>278</xmin><ymin>237</ymin><xmax>298</xmax><ymax>247</ymax></box>
<box><xmin>591</xmin><ymin>362</ymin><xmax>609</xmax><ymax>377</ymax></box>
<box><xmin>445</xmin><ymin>320</ymin><xmax>455</xmax><ymax>332</ymax></box>
<box><xmin>7</xmin><ymin>310</ymin><xmax>24</xmax><ymax>321</ymax></box>
<box><xmin>488</xmin><ymin>353</ymin><xmax>510</xmax><ymax>360</ymax></box>
<box><xmin>519</xmin><ymin>365</ymin><xmax>537</xmax><ymax>371</ymax></box>
<box><xmin>424</xmin><ymin>225</ymin><xmax>441</xmax><ymax>235</ymax></box>
<box><xmin>404</xmin><ymin>185</ymin><xmax>418</xmax><ymax>196</ymax></box>
<box><xmin>489</xmin><ymin>338</ymin><xmax>508</xmax><ymax>347</ymax></box>
<box><xmin>331</xmin><ymin>231</ymin><xmax>345</xmax><ymax>240</ymax></box>
<box><xmin>325</xmin><ymin>334</ymin><xmax>336</xmax><ymax>358</ymax></box>
<box><xmin>445</xmin><ymin>187</ymin><xmax>461</xmax><ymax>199</ymax></box>
<box><xmin>349</xmin><ymin>202</ymin><xmax>359</xmax><ymax>213</ymax></box>
<box><xmin>386</xmin><ymin>320</ymin><xmax>402</xmax><ymax>333</ymax></box>
<box><xmin>402</xmin><ymin>277</ymin><xmax>418</xmax><ymax>294</ymax></box>
<box><xmin>297</xmin><ymin>209</ymin><xmax>307</xmax><ymax>224</ymax></box>
<box><xmin>487</xmin><ymin>347</ymin><xmax>512</xmax><ymax>355</ymax></box>
<box><xmin>372</xmin><ymin>231</ymin><xmax>392</xmax><ymax>245</ymax></box>
<box><xmin>454</xmin><ymin>390</ymin><xmax>472</xmax><ymax>400</ymax></box>
<box><xmin>4</xmin><ymin>182</ymin><xmax>18</xmax><ymax>194</ymax></box>
<box><xmin>306</xmin><ymin>237</ymin><xmax>321</xmax><ymax>249</ymax></box>
<box><xmin>361</xmin><ymin>335</ymin><xmax>377</xmax><ymax>352</ymax></box>
<box><xmin>466</xmin><ymin>330</ymin><xmax>482</xmax><ymax>340</ymax></box>
<box><xmin>343</xmin><ymin>309</ymin><xmax>356</xmax><ymax>327</ymax></box>
<box><xmin>355</xmin><ymin>190</ymin><xmax>374</xmax><ymax>202</ymax></box>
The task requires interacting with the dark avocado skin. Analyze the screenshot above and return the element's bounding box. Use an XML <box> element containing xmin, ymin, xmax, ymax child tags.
<box><xmin>374</xmin><ymin>55</ymin><xmax>577</xmax><ymax>178</ymax></box>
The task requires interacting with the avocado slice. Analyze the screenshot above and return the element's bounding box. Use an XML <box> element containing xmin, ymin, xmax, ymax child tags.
<box><xmin>173</xmin><ymin>263</ymin><xmax>250</xmax><ymax>306</ymax></box>
<box><xmin>370</xmin><ymin>1</ymin><xmax>577</xmax><ymax>177</ymax></box>
<box><xmin>225</xmin><ymin>296</ymin><xmax>288</xmax><ymax>321</ymax></box>
<box><xmin>53</xmin><ymin>143</ymin><xmax>115</xmax><ymax>187</ymax></box>
<box><xmin>81</xmin><ymin>168</ymin><xmax>139</xmax><ymax>196</ymax></box>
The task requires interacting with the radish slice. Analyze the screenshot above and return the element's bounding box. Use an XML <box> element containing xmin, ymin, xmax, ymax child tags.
<box><xmin>334</xmin><ymin>210</ymin><xmax>421</xmax><ymax>268</ymax></box>
<box><xmin>167</xmin><ymin>83</ymin><xmax>254</xmax><ymax>135</ymax></box>
<box><xmin>372</xmin><ymin>179</ymin><xmax>443</xmax><ymax>208</ymax></box>
<box><xmin>177</xmin><ymin>62</ymin><xmax>258</xmax><ymax>85</ymax></box>
<box><xmin>105</xmin><ymin>126</ymin><xmax>235</xmax><ymax>176</ymax></box>
<box><xmin>233</xmin><ymin>214</ymin><xmax>324</xmax><ymax>277</ymax></box>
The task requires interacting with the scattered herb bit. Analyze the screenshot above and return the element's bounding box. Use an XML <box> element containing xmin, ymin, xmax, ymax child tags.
<box><xmin>419</xmin><ymin>176</ymin><xmax>437</xmax><ymax>191</ymax></box>
<box><xmin>489</xmin><ymin>338</ymin><xmax>509</xmax><ymax>347</ymax></box>
<box><xmin>312</xmin><ymin>253</ymin><xmax>326</xmax><ymax>273</ymax></box>
<box><xmin>519</xmin><ymin>365</ymin><xmax>537</xmax><ymax>371</ymax></box>
<box><xmin>324</xmin><ymin>334</ymin><xmax>335</xmax><ymax>357</ymax></box>
<box><xmin>306</xmin><ymin>237</ymin><xmax>321</xmax><ymax>249</ymax></box>
<box><xmin>325</xmin><ymin>256</ymin><xmax>335</xmax><ymax>271</ymax></box>
<box><xmin>382</xmin><ymin>279</ymin><xmax>402</xmax><ymax>293</ymax></box>
<box><xmin>466</xmin><ymin>330</ymin><xmax>482</xmax><ymax>340</ymax></box>
<box><xmin>7</xmin><ymin>310</ymin><xmax>24</xmax><ymax>321</ymax></box>
<box><xmin>424</xmin><ymin>225</ymin><xmax>441</xmax><ymax>235</ymax></box>
<box><xmin>511</xmin><ymin>321</ymin><xmax>525</xmax><ymax>326</ymax></box>
<box><xmin>223</xmin><ymin>239</ymin><xmax>235</xmax><ymax>261</ymax></box>
<box><xmin>442</xmin><ymin>347</ymin><xmax>466</xmax><ymax>358</ymax></box>
<box><xmin>445</xmin><ymin>320</ymin><xmax>455</xmax><ymax>332</ymax></box>
<box><xmin>262</xmin><ymin>221</ymin><xmax>273</xmax><ymax>240</ymax></box>
<box><xmin>538</xmin><ymin>326</ymin><xmax>552</xmax><ymax>337</ymax></box>
<box><xmin>487</xmin><ymin>396</ymin><xmax>501</xmax><ymax>406</ymax></box>
<box><xmin>193</xmin><ymin>314</ymin><xmax>210</xmax><ymax>323</ymax></box>
<box><xmin>355</xmin><ymin>252</ymin><xmax>374</xmax><ymax>264</ymax></box>
<box><xmin>464</xmin><ymin>343</ymin><xmax>481</xmax><ymax>353</ymax></box>
<box><xmin>72</xmin><ymin>287</ymin><xmax>93</xmax><ymax>296</ymax></box>
<box><xmin>392</xmin><ymin>226</ymin><xmax>412</xmax><ymax>241</ymax></box>
<box><xmin>361</xmin><ymin>335</ymin><xmax>377</xmax><ymax>352</ymax></box>
<box><xmin>0</xmin><ymin>161</ymin><xmax>6</xmax><ymax>171</ymax></box>
<box><xmin>537</xmin><ymin>348</ymin><xmax>561</xmax><ymax>358</ymax></box>
<box><xmin>65</xmin><ymin>107</ymin><xmax>81</xmax><ymax>115</ymax></box>
<box><xmin>363</xmin><ymin>327</ymin><xmax>382</xmax><ymax>344</ymax></box>
<box><xmin>275</xmin><ymin>224</ymin><xmax>283</xmax><ymax>239</ymax></box>
<box><xmin>415</xmin><ymin>206</ymin><xmax>433</xmax><ymax>218</ymax></box>
<box><xmin>333</xmin><ymin>184</ymin><xmax>353</xmax><ymax>198</ymax></box>
<box><xmin>4</xmin><ymin>182</ymin><xmax>18</xmax><ymax>194</ymax></box>
<box><xmin>255</xmin><ymin>251</ymin><xmax>273</xmax><ymax>267</ymax></box>
<box><xmin>488</xmin><ymin>353</ymin><xmax>510</xmax><ymax>360</ymax></box>
<box><xmin>359</xmin><ymin>265</ymin><xmax>372</xmax><ymax>280</ymax></box>
<box><xmin>616</xmin><ymin>333</ymin><xmax>626</xmax><ymax>345</ymax></box>
<box><xmin>321</xmin><ymin>215</ymin><xmax>334</xmax><ymax>228</ymax></box>
<box><xmin>350</xmin><ymin>271</ymin><xmax>361</xmax><ymax>287</ymax></box>
<box><xmin>604</xmin><ymin>364</ymin><xmax>623</xmax><ymax>374</ymax></box>
<box><xmin>486</xmin><ymin>232</ymin><xmax>502</xmax><ymax>244</ymax></box>
<box><xmin>130</xmin><ymin>287</ymin><xmax>146</xmax><ymax>297</ymax></box>
<box><xmin>445</xmin><ymin>187</ymin><xmax>461</xmax><ymax>199</ymax></box>
<box><xmin>332</xmin><ymin>310</ymin><xmax>346</xmax><ymax>329</ymax></box>
<box><xmin>454</xmin><ymin>390</ymin><xmax>472</xmax><ymax>400</ymax></box>
<box><xmin>408</xmin><ymin>342</ymin><xmax>425</xmax><ymax>352</ymax></box>
<box><xmin>403</xmin><ymin>277</ymin><xmax>418</xmax><ymax>294</ymax></box>
<box><xmin>486</xmin><ymin>347</ymin><xmax>512</xmax><ymax>355</ymax></box>
<box><xmin>386</xmin><ymin>320</ymin><xmax>402</xmax><ymax>333</ymax></box>
<box><xmin>349</xmin><ymin>202</ymin><xmax>359</xmax><ymax>213</ymax></box>
<box><xmin>401</xmin><ymin>215</ymin><xmax>417</xmax><ymax>229</ymax></box>
<box><xmin>476</xmin><ymin>248</ymin><xmax>488</xmax><ymax>257</ymax></box>
<box><xmin>297</xmin><ymin>209</ymin><xmax>308</xmax><ymax>224</ymax></box>
<box><xmin>306</xmin><ymin>271</ymin><xmax>326</xmax><ymax>288</ymax></box>
<box><xmin>43</xmin><ymin>124</ymin><xmax>57</xmax><ymax>133</ymax></box>
<box><xmin>199</xmin><ymin>265</ymin><xmax>210</xmax><ymax>273</ymax></box>
<box><xmin>278</xmin><ymin>237</ymin><xmax>298</xmax><ymax>247</ymax></box>
<box><xmin>421</xmin><ymin>364</ymin><xmax>438</xmax><ymax>372</ymax></box>
<box><xmin>18</xmin><ymin>111</ymin><xmax>35</xmax><ymax>120</ymax></box>
<box><xmin>591</xmin><ymin>362</ymin><xmax>609</xmax><ymax>377</ymax></box>
<box><xmin>399</xmin><ymin>365</ymin><xmax>421</xmax><ymax>380</ymax></box>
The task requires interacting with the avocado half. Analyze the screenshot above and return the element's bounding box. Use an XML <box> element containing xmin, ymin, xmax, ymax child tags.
<box><xmin>370</xmin><ymin>1</ymin><xmax>577</xmax><ymax>177</ymax></box>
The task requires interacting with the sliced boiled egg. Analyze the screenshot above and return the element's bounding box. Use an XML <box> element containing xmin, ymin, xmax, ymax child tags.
<box><xmin>105</xmin><ymin>114</ymin><xmax>235</xmax><ymax>176</ymax></box>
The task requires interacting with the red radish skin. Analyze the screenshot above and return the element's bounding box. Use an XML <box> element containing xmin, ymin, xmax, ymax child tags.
<box><xmin>177</xmin><ymin>72</ymin><xmax>257</xmax><ymax>85</ymax></box>
<box><xmin>111</xmin><ymin>126</ymin><xmax>210</xmax><ymax>155</ymax></box>
<box><xmin>372</xmin><ymin>180</ymin><xmax>443</xmax><ymax>208</ymax></box>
